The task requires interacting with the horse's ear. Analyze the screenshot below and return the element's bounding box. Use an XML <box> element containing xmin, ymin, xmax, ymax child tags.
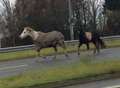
<box><xmin>29</xmin><ymin>29</ymin><xmax>32</xmax><ymax>32</ymax></box>
<box><xmin>28</xmin><ymin>28</ymin><xmax>32</xmax><ymax>32</ymax></box>
<box><xmin>26</xmin><ymin>27</ymin><xmax>32</xmax><ymax>32</ymax></box>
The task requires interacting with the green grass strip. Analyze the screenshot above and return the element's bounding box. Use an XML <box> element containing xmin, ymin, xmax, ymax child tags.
<box><xmin>0</xmin><ymin>59</ymin><xmax>120</xmax><ymax>88</ymax></box>
<box><xmin>0</xmin><ymin>39</ymin><xmax>120</xmax><ymax>62</ymax></box>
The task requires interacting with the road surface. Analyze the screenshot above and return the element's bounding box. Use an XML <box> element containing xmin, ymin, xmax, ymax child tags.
<box><xmin>62</xmin><ymin>78</ymin><xmax>120</xmax><ymax>88</ymax></box>
<box><xmin>0</xmin><ymin>47</ymin><xmax>120</xmax><ymax>78</ymax></box>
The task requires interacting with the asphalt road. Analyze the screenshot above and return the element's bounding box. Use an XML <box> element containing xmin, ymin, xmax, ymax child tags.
<box><xmin>62</xmin><ymin>78</ymin><xmax>120</xmax><ymax>88</ymax></box>
<box><xmin>0</xmin><ymin>47</ymin><xmax>120</xmax><ymax>78</ymax></box>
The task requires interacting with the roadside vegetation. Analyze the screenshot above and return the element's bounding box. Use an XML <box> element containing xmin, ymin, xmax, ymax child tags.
<box><xmin>0</xmin><ymin>58</ymin><xmax>120</xmax><ymax>88</ymax></box>
<box><xmin>0</xmin><ymin>39</ymin><xmax>120</xmax><ymax>62</ymax></box>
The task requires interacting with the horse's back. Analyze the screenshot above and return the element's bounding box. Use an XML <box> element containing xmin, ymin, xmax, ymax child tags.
<box><xmin>45</xmin><ymin>31</ymin><xmax>64</xmax><ymax>40</ymax></box>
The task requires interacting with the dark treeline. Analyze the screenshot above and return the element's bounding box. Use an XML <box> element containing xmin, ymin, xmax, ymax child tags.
<box><xmin>0</xmin><ymin>0</ymin><xmax>119</xmax><ymax>47</ymax></box>
<box><xmin>104</xmin><ymin>0</ymin><xmax>120</xmax><ymax>35</ymax></box>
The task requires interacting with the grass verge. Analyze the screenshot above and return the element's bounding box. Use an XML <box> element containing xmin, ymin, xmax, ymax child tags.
<box><xmin>0</xmin><ymin>59</ymin><xmax>120</xmax><ymax>88</ymax></box>
<box><xmin>0</xmin><ymin>39</ymin><xmax>120</xmax><ymax>62</ymax></box>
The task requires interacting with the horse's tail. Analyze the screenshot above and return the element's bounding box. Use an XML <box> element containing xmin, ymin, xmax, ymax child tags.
<box><xmin>93</xmin><ymin>32</ymin><xmax>106</xmax><ymax>49</ymax></box>
<box><xmin>98</xmin><ymin>38</ymin><xmax>106</xmax><ymax>49</ymax></box>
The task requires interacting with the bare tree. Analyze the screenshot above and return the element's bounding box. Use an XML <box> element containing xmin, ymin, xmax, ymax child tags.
<box><xmin>73</xmin><ymin>0</ymin><xmax>105</xmax><ymax>33</ymax></box>
<box><xmin>0</xmin><ymin>0</ymin><xmax>17</xmax><ymax>47</ymax></box>
<box><xmin>104</xmin><ymin>0</ymin><xmax>120</xmax><ymax>35</ymax></box>
<box><xmin>15</xmin><ymin>0</ymin><xmax>68</xmax><ymax>30</ymax></box>
<box><xmin>87</xmin><ymin>0</ymin><xmax>105</xmax><ymax>31</ymax></box>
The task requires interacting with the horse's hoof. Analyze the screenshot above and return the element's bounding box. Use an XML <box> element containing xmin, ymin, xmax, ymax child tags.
<box><xmin>65</xmin><ymin>54</ymin><xmax>70</xmax><ymax>59</ymax></box>
<box><xmin>93</xmin><ymin>52</ymin><xmax>100</xmax><ymax>56</ymax></box>
<box><xmin>35</xmin><ymin>59</ymin><xmax>41</xmax><ymax>63</ymax></box>
<box><xmin>65</xmin><ymin>54</ymin><xmax>69</xmax><ymax>57</ymax></box>
<box><xmin>101</xmin><ymin>45</ymin><xmax>106</xmax><ymax>49</ymax></box>
<box><xmin>52</xmin><ymin>56</ymin><xmax>56</xmax><ymax>60</ymax></box>
<box><xmin>42</xmin><ymin>56</ymin><xmax>47</xmax><ymax>59</ymax></box>
<box><xmin>93</xmin><ymin>52</ymin><xmax>96</xmax><ymax>55</ymax></box>
<box><xmin>93</xmin><ymin>50</ymin><xmax>96</xmax><ymax>55</ymax></box>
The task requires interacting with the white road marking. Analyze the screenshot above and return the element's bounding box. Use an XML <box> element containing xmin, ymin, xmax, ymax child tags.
<box><xmin>0</xmin><ymin>64</ymin><xmax>28</xmax><ymax>71</ymax></box>
<box><xmin>104</xmin><ymin>85</ymin><xmax>120</xmax><ymax>88</ymax></box>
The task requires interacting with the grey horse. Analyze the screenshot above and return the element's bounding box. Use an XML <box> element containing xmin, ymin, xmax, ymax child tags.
<box><xmin>20</xmin><ymin>27</ymin><xmax>68</xmax><ymax>59</ymax></box>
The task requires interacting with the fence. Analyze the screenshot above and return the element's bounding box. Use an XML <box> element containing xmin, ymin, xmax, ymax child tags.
<box><xmin>0</xmin><ymin>35</ymin><xmax>120</xmax><ymax>53</ymax></box>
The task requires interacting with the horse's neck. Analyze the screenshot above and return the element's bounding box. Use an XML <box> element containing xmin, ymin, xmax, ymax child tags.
<box><xmin>79</xmin><ymin>31</ymin><xmax>85</xmax><ymax>36</ymax></box>
<box><xmin>30</xmin><ymin>31</ymin><xmax>40</xmax><ymax>41</ymax></box>
<box><xmin>32</xmin><ymin>31</ymin><xmax>47</xmax><ymax>41</ymax></box>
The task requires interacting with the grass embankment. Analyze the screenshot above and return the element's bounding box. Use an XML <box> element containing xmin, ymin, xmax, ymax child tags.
<box><xmin>0</xmin><ymin>59</ymin><xmax>120</xmax><ymax>88</ymax></box>
<box><xmin>0</xmin><ymin>39</ymin><xmax>120</xmax><ymax>61</ymax></box>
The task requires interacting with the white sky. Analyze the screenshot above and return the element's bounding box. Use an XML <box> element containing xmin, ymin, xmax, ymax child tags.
<box><xmin>9</xmin><ymin>0</ymin><xmax>104</xmax><ymax>6</ymax></box>
<box><xmin>9</xmin><ymin>0</ymin><xmax>16</xmax><ymax>5</ymax></box>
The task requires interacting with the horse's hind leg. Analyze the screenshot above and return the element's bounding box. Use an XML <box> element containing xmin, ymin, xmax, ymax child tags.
<box><xmin>59</xmin><ymin>41</ymin><xmax>68</xmax><ymax>57</ymax></box>
<box><xmin>93</xmin><ymin>41</ymin><xmax>97</xmax><ymax>54</ymax></box>
<box><xmin>53</xmin><ymin>46</ymin><xmax>58</xmax><ymax>59</ymax></box>
<box><xmin>63</xmin><ymin>43</ymin><xmax>69</xmax><ymax>57</ymax></box>
<box><xmin>78</xmin><ymin>42</ymin><xmax>82</xmax><ymax>55</ymax></box>
<box><xmin>98</xmin><ymin>38</ymin><xmax>106</xmax><ymax>48</ymax></box>
<box><xmin>93</xmin><ymin>41</ymin><xmax>100</xmax><ymax>54</ymax></box>
<box><xmin>96</xmin><ymin>42</ymin><xmax>100</xmax><ymax>53</ymax></box>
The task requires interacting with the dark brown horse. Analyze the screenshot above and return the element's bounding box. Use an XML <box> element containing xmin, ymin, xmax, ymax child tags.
<box><xmin>78</xmin><ymin>30</ymin><xmax>106</xmax><ymax>55</ymax></box>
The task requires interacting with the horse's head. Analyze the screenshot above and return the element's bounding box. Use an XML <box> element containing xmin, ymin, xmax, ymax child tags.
<box><xmin>20</xmin><ymin>27</ymin><xmax>33</xmax><ymax>39</ymax></box>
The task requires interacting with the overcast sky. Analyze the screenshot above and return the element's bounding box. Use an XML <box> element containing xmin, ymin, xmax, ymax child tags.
<box><xmin>9</xmin><ymin>0</ymin><xmax>104</xmax><ymax>5</ymax></box>
<box><xmin>9</xmin><ymin>0</ymin><xmax>16</xmax><ymax>5</ymax></box>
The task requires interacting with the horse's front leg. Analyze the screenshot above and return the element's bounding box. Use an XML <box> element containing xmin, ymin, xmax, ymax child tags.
<box><xmin>35</xmin><ymin>49</ymin><xmax>41</xmax><ymax>62</ymax></box>
<box><xmin>59</xmin><ymin>41</ymin><xmax>68</xmax><ymax>58</ymax></box>
<box><xmin>78</xmin><ymin>42</ymin><xmax>82</xmax><ymax>55</ymax></box>
<box><xmin>35</xmin><ymin>49</ymin><xmax>47</xmax><ymax>62</ymax></box>
<box><xmin>96</xmin><ymin>42</ymin><xmax>100</xmax><ymax>54</ymax></box>
<box><xmin>37</xmin><ymin>49</ymin><xmax>40</xmax><ymax>57</ymax></box>
<box><xmin>86</xmin><ymin>43</ymin><xmax>90</xmax><ymax>50</ymax></box>
<box><xmin>93</xmin><ymin>41</ymin><xmax>97</xmax><ymax>54</ymax></box>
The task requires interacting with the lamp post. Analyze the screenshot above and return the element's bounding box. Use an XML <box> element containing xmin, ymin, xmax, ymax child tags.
<box><xmin>68</xmin><ymin>0</ymin><xmax>74</xmax><ymax>40</ymax></box>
